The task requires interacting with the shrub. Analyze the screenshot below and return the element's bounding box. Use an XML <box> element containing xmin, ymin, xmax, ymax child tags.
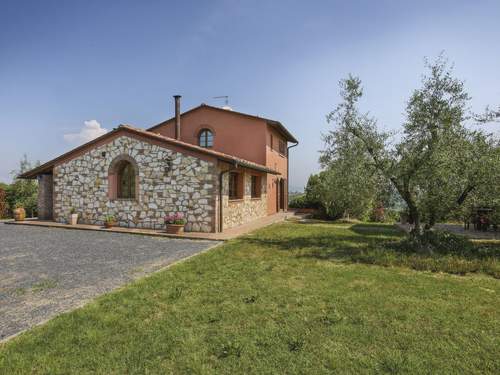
<box><xmin>104</xmin><ymin>215</ymin><xmax>116</xmax><ymax>223</ymax></box>
<box><xmin>397</xmin><ymin>230</ymin><xmax>474</xmax><ymax>256</ymax></box>
<box><xmin>384</xmin><ymin>209</ymin><xmax>401</xmax><ymax>223</ymax></box>
<box><xmin>288</xmin><ymin>194</ymin><xmax>320</xmax><ymax>209</ymax></box>
<box><xmin>368</xmin><ymin>205</ymin><xmax>400</xmax><ymax>223</ymax></box>
<box><xmin>0</xmin><ymin>187</ymin><xmax>7</xmax><ymax>218</ymax></box>
<box><xmin>288</xmin><ymin>194</ymin><xmax>307</xmax><ymax>209</ymax></box>
<box><xmin>349</xmin><ymin>232</ymin><xmax>499</xmax><ymax>278</ymax></box>
<box><xmin>370</xmin><ymin>203</ymin><xmax>385</xmax><ymax>222</ymax></box>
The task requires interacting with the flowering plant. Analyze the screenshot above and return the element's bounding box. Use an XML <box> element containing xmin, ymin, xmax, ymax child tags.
<box><xmin>104</xmin><ymin>214</ymin><xmax>116</xmax><ymax>223</ymax></box>
<box><xmin>164</xmin><ymin>212</ymin><xmax>186</xmax><ymax>225</ymax></box>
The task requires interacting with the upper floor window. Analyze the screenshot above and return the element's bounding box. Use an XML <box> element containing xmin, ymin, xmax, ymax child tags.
<box><xmin>199</xmin><ymin>129</ymin><xmax>213</xmax><ymax>148</ymax></box>
<box><xmin>279</xmin><ymin>139</ymin><xmax>286</xmax><ymax>155</ymax></box>
<box><xmin>270</xmin><ymin>133</ymin><xmax>287</xmax><ymax>156</ymax></box>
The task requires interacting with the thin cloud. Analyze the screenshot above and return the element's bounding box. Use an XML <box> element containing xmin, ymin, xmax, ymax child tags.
<box><xmin>63</xmin><ymin>120</ymin><xmax>108</xmax><ymax>145</ymax></box>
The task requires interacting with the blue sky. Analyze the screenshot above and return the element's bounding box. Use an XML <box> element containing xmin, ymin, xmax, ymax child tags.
<box><xmin>1</xmin><ymin>0</ymin><xmax>499</xmax><ymax>190</ymax></box>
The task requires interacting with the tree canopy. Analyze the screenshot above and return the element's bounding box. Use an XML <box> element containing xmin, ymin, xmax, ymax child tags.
<box><xmin>2</xmin><ymin>154</ymin><xmax>39</xmax><ymax>217</ymax></box>
<box><xmin>321</xmin><ymin>55</ymin><xmax>500</xmax><ymax>233</ymax></box>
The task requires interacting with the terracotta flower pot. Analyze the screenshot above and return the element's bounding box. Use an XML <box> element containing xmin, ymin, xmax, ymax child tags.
<box><xmin>104</xmin><ymin>221</ymin><xmax>116</xmax><ymax>229</ymax></box>
<box><xmin>166</xmin><ymin>224</ymin><xmax>185</xmax><ymax>234</ymax></box>
<box><xmin>13</xmin><ymin>208</ymin><xmax>26</xmax><ymax>221</ymax></box>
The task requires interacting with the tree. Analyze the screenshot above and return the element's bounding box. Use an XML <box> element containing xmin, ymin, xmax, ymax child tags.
<box><xmin>325</xmin><ymin>55</ymin><xmax>500</xmax><ymax>234</ymax></box>
<box><xmin>304</xmin><ymin>174</ymin><xmax>322</xmax><ymax>208</ymax></box>
<box><xmin>305</xmin><ymin>165</ymin><xmax>376</xmax><ymax>220</ymax></box>
<box><xmin>475</xmin><ymin>105</ymin><xmax>500</xmax><ymax>123</ymax></box>
<box><xmin>6</xmin><ymin>154</ymin><xmax>39</xmax><ymax>217</ymax></box>
<box><xmin>0</xmin><ymin>185</ymin><xmax>7</xmax><ymax>218</ymax></box>
<box><xmin>312</xmin><ymin>75</ymin><xmax>381</xmax><ymax>220</ymax></box>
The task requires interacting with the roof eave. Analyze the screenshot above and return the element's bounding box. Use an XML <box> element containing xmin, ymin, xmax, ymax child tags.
<box><xmin>18</xmin><ymin>126</ymin><xmax>123</xmax><ymax>179</ymax></box>
<box><xmin>148</xmin><ymin>104</ymin><xmax>298</xmax><ymax>143</ymax></box>
<box><xmin>221</xmin><ymin>159</ymin><xmax>280</xmax><ymax>175</ymax></box>
<box><xmin>19</xmin><ymin>125</ymin><xmax>279</xmax><ymax>178</ymax></box>
<box><xmin>267</xmin><ymin>120</ymin><xmax>298</xmax><ymax>143</ymax></box>
<box><xmin>19</xmin><ymin>168</ymin><xmax>52</xmax><ymax>179</ymax></box>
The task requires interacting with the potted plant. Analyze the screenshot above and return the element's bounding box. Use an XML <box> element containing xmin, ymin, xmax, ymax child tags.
<box><xmin>164</xmin><ymin>213</ymin><xmax>186</xmax><ymax>234</ymax></box>
<box><xmin>13</xmin><ymin>203</ymin><xmax>26</xmax><ymax>221</ymax></box>
<box><xmin>104</xmin><ymin>215</ymin><xmax>116</xmax><ymax>228</ymax></box>
<box><xmin>69</xmin><ymin>208</ymin><xmax>78</xmax><ymax>225</ymax></box>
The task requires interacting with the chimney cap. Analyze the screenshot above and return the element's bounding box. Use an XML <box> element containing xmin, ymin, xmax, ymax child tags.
<box><xmin>173</xmin><ymin>94</ymin><xmax>182</xmax><ymax>98</ymax></box>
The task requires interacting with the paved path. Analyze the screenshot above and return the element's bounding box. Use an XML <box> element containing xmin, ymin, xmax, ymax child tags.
<box><xmin>5</xmin><ymin>210</ymin><xmax>300</xmax><ymax>240</ymax></box>
<box><xmin>434</xmin><ymin>223</ymin><xmax>500</xmax><ymax>240</ymax></box>
<box><xmin>0</xmin><ymin>223</ymin><xmax>219</xmax><ymax>341</ymax></box>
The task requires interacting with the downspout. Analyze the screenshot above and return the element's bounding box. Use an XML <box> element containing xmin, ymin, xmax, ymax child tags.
<box><xmin>218</xmin><ymin>162</ymin><xmax>239</xmax><ymax>232</ymax></box>
<box><xmin>286</xmin><ymin>141</ymin><xmax>299</xmax><ymax>210</ymax></box>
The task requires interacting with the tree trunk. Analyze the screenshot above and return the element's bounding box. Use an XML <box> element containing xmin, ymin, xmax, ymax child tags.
<box><xmin>427</xmin><ymin>211</ymin><xmax>436</xmax><ymax>229</ymax></box>
<box><xmin>409</xmin><ymin>207</ymin><xmax>422</xmax><ymax>236</ymax></box>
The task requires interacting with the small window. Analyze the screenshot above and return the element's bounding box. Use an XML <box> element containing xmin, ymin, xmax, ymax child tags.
<box><xmin>270</xmin><ymin>134</ymin><xmax>273</xmax><ymax>150</ymax></box>
<box><xmin>228</xmin><ymin>172</ymin><xmax>243</xmax><ymax>200</ymax></box>
<box><xmin>251</xmin><ymin>175</ymin><xmax>261</xmax><ymax>198</ymax></box>
<box><xmin>279</xmin><ymin>139</ymin><xmax>286</xmax><ymax>155</ymax></box>
<box><xmin>199</xmin><ymin>129</ymin><xmax>213</xmax><ymax>148</ymax></box>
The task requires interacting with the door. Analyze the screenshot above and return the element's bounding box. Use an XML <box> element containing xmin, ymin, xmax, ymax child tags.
<box><xmin>279</xmin><ymin>178</ymin><xmax>285</xmax><ymax>211</ymax></box>
<box><xmin>276</xmin><ymin>179</ymin><xmax>280</xmax><ymax>212</ymax></box>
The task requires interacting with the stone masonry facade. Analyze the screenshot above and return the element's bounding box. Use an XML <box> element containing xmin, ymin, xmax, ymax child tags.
<box><xmin>222</xmin><ymin>173</ymin><xmax>267</xmax><ymax>230</ymax></box>
<box><xmin>52</xmin><ymin>135</ymin><xmax>217</xmax><ymax>232</ymax></box>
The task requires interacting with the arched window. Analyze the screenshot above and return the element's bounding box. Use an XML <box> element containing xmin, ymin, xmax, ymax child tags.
<box><xmin>198</xmin><ymin>129</ymin><xmax>213</xmax><ymax>148</ymax></box>
<box><xmin>108</xmin><ymin>155</ymin><xmax>138</xmax><ymax>200</ymax></box>
<box><xmin>116</xmin><ymin>160</ymin><xmax>135</xmax><ymax>198</ymax></box>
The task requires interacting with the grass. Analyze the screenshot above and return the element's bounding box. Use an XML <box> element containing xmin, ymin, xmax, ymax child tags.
<box><xmin>31</xmin><ymin>279</ymin><xmax>58</xmax><ymax>293</ymax></box>
<box><xmin>0</xmin><ymin>222</ymin><xmax>499</xmax><ymax>374</ymax></box>
<box><xmin>13</xmin><ymin>287</ymin><xmax>27</xmax><ymax>297</ymax></box>
<box><xmin>11</xmin><ymin>279</ymin><xmax>58</xmax><ymax>298</ymax></box>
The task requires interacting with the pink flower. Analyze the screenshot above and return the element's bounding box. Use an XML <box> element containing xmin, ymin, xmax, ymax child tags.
<box><xmin>164</xmin><ymin>212</ymin><xmax>185</xmax><ymax>225</ymax></box>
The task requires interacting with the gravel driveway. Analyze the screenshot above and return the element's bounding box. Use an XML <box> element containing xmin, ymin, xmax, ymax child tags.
<box><xmin>0</xmin><ymin>223</ymin><xmax>219</xmax><ymax>341</ymax></box>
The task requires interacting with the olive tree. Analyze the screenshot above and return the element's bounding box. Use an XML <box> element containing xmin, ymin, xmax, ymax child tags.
<box><xmin>323</xmin><ymin>56</ymin><xmax>500</xmax><ymax>234</ymax></box>
<box><xmin>315</xmin><ymin>77</ymin><xmax>379</xmax><ymax>220</ymax></box>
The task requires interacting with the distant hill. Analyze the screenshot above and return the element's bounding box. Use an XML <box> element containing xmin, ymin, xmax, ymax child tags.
<box><xmin>289</xmin><ymin>185</ymin><xmax>304</xmax><ymax>194</ymax></box>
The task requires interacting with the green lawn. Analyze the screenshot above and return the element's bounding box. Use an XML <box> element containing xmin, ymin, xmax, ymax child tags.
<box><xmin>1</xmin><ymin>222</ymin><xmax>499</xmax><ymax>374</ymax></box>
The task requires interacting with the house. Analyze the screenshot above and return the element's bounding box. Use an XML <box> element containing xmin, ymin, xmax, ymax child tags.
<box><xmin>20</xmin><ymin>96</ymin><xmax>298</xmax><ymax>232</ymax></box>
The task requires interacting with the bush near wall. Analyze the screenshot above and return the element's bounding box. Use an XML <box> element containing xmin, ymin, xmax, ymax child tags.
<box><xmin>288</xmin><ymin>194</ymin><xmax>320</xmax><ymax>210</ymax></box>
<box><xmin>0</xmin><ymin>187</ymin><xmax>7</xmax><ymax>218</ymax></box>
<box><xmin>0</xmin><ymin>181</ymin><xmax>38</xmax><ymax>218</ymax></box>
<box><xmin>369</xmin><ymin>204</ymin><xmax>401</xmax><ymax>223</ymax></box>
<box><xmin>288</xmin><ymin>194</ymin><xmax>307</xmax><ymax>209</ymax></box>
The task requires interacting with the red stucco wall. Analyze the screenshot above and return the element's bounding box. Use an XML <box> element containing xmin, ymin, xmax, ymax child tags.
<box><xmin>152</xmin><ymin>106</ymin><xmax>267</xmax><ymax>166</ymax></box>
<box><xmin>152</xmin><ymin>106</ymin><xmax>289</xmax><ymax>216</ymax></box>
<box><xmin>265</xmin><ymin>126</ymin><xmax>288</xmax><ymax>214</ymax></box>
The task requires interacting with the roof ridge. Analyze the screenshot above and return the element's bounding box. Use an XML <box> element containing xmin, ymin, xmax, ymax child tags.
<box><xmin>147</xmin><ymin>103</ymin><xmax>298</xmax><ymax>143</ymax></box>
<box><xmin>20</xmin><ymin>124</ymin><xmax>279</xmax><ymax>178</ymax></box>
<box><xmin>119</xmin><ymin>124</ymin><xmax>274</xmax><ymax>169</ymax></box>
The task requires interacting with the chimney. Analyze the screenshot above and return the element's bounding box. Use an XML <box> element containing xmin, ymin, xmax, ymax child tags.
<box><xmin>173</xmin><ymin>95</ymin><xmax>181</xmax><ymax>140</ymax></box>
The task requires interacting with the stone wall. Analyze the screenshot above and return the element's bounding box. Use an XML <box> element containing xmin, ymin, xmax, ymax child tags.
<box><xmin>37</xmin><ymin>174</ymin><xmax>53</xmax><ymax>220</ymax></box>
<box><xmin>53</xmin><ymin>135</ymin><xmax>217</xmax><ymax>232</ymax></box>
<box><xmin>222</xmin><ymin>172</ymin><xmax>267</xmax><ymax>230</ymax></box>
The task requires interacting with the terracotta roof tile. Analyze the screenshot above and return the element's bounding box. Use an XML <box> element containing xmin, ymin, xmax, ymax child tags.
<box><xmin>20</xmin><ymin>125</ymin><xmax>280</xmax><ymax>179</ymax></box>
<box><xmin>121</xmin><ymin>125</ymin><xmax>279</xmax><ymax>174</ymax></box>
